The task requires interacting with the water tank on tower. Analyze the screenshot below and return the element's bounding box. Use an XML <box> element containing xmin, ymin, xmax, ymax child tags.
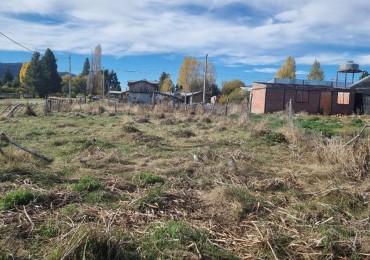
<box><xmin>339</xmin><ymin>61</ymin><xmax>360</xmax><ymax>72</ymax></box>
<box><xmin>336</xmin><ymin>61</ymin><xmax>364</xmax><ymax>87</ymax></box>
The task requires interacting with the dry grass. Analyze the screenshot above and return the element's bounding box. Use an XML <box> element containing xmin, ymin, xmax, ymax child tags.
<box><xmin>0</xmin><ymin>101</ymin><xmax>369</xmax><ymax>259</ymax></box>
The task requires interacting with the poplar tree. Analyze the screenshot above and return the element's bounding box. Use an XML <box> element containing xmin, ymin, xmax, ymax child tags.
<box><xmin>177</xmin><ymin>57</ymin><xmax>200</xmax><ymax>92</ymax></box>
<box><xmin>161</xmin><ymin>77</ymin><xmax>174</xmax><ymax>92</ymax></box>
<box><xmin>276</xmin><ymin>56</ymin><xmax>296</xmax><ymax>79</ymax></box>
<box><xmin>307</xmin><ymin>59</ymin><xmax>325</xmax><ymax>80</ymax></box>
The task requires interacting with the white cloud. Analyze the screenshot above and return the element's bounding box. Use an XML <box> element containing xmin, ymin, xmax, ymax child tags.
<box><xmin>1</xmin><ymin>0</ymin><xmax>370</xmax><ymax>68</ymax></box>
<box><xmin>246</xmin><ymin>68</ymin><xmax>277</xmax><ymax>73</ymax></box>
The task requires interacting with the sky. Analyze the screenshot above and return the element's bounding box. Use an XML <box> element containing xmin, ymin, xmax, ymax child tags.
<box><xmin>1</xmin><ymin>0</ymin><xmax>370</xmax><ymax>90</ymax></box>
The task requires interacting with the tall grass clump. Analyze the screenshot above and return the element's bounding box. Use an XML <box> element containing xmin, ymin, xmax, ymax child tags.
<box><xmin>72</xmin><ymin>176</ymin><xmax>103</xmax><ymax>192</ymax></box>
<box><xmin>310</xmin><ymin>137</ymin><xmax>370</xmax><ymax>179</ymax></box>
<box><xmin>0</xmin><ymin>189</ymin><xmax>36</xmax><ymax>210</ymax></box>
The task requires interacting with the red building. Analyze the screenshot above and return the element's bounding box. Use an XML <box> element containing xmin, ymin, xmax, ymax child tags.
<box><xmin>251</xmin><ymin>79</ymin><xmax>355</xmax><ymax>115</ymax></box>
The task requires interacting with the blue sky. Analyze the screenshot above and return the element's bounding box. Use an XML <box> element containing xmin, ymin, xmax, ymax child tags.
<box><xmin>1</xmin><ymin>0</ymin><xmax>370</xmax><ymax>89</ymax></box>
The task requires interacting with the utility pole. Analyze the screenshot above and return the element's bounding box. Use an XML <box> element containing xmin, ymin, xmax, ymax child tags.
<box><xmin>203</xmin><ymin>54</ymin><xmax>208</xmax><ymax>104</ymax></box>
<box><xmin>68</xmin><ymin>55</ymin><xmax>71</xmax><ymax>100</ymax></box>
<box><xmin>102</xmin><ymin>67</ymin><xmax>105</xmax><ymax>100</ymax></box>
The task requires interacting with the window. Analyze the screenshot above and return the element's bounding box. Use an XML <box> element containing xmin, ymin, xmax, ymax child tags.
<box><xmin>296</xmin><ymin>90</ymin><xmax>309</xmax><ymax>103</ymax></box>
<box><xmin>337</xmin><ymin>92</ymin><xmax>350</xmax><ymax>105</ymax></box>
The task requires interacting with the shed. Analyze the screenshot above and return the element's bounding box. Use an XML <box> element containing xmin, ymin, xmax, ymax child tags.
<box><xmin>251</xmin><ymin>78</ymin><xmax>355</xmax><ymax>115</ymax></box>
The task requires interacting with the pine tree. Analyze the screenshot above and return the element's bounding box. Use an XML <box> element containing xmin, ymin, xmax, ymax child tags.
<box><xmin>108</xmin><ymin>70</ymin><xmax>121</xmax><ymax>91</ymax></box>
<box><xmin>23</xmin><ymin>52</ymin><xmax>41</xmax><ymax>97</ymax></box>
<box><xmin>82</xmin><ymin>58</ymin><xmax>90</xmax><ymax>76</ymax></box>
<box><xmin>2</xmin><ymin>69</ymin><xmax>14</xmax><ymax>86</ymax></box>
<box><xmin>40</xmin><ymin>48</ymin><xmax>62</xmax><ymax>97</ymax></box>
<box><xmin>276</xmin><ymin>56</ymin><xmax>296</xmax><ymax>79</ymax></box>
<box><xmin>307</xmin><ymin>59</ymin><xmax>325</xmax><ymax>80</ymax></box>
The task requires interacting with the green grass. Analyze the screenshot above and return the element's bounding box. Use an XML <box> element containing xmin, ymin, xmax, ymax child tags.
<box><xmin>0</xmin><ymin>189</ymin><xmax>36</xmax><ymax>210</ymax></box>
<box><xmin>72</xmin><ymin>176</ymin><xmax>103</xmax><ymax>192</ymax></box>
<box><xmin>141</xmin><ymin>221</ymin><xmax>239</xmax><ymax>259</ymax></box>
<box><xmin>296</xmin><ymin>116</ymin><xmax>343</xmax><ymax>137</ymax></box>
<box><xmin>136</xmin><ymin>172</ymin><xmax>165</xmax><ymax>185</ymax></box>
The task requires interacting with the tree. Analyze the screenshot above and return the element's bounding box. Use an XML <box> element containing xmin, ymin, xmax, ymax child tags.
<box><xmin>107</xmin><ymin>70</ymin><xmax>120</xmax><ymax>91</ymax></box>
<box><xmin>159</xmin><ymin>72</ymin><xmax>169</xmax><ymax>91</ymax></box>
<box><xmin>210</xmin><ymin>83</ymin><xmax>221</xmax><ymax>96</ymax></box>
<box><xmin>87</xmin><ymin>44</ymin><xmax>102</xmax><ymax>95</ymax></box>
<box><xmin>39</xmin><ymin>48</ymin><xmax>62</xmax><ymax>97</ymax></box>
<box><xmin>23</xmin><ymin>51</ymin><xmax>42</xmax><ymax>97</ymax></box>
<box><xmin>161</xmin><ymin>77</ymin><xmax>174</xmax><ymax>92</ymax></box>
<box><xmin>19</xmin><ymin>62</ymin><xmax>30</xmax><ymax>84</ymax></box>
<box><xmin>177</xmin><ymin>57</ymin><xmax>200</xmax><ymax>92</ymax></box>
<box><xmin>221</xmin><ymin>79</ymin><xmax>247</xmax><ymax>104</ymax></box>
<box><xmin>82</xmin><ymin>58</ymin><xmax>90</xmax><ymax>76</ymax></box>
<box><xmin>307</xmin><ymin>59</ymin><xmax>325</xmax><ymax>80</ymax></box>
<box><xmin>177</xmin><ymin>56</ymin><xmax>217</xmax><ymax>96</ymax></box>
<box><xmin>2</xmin><ymin>69</ymin><xmax>14</xmax><ymax>86</ymax></box>
<box><xmin>276</xmin><ymin>56</ymin><xmax>296</xmax><ymax>79</ymax></box>
<box><xmin>360</xmin><ymin>70</ymin><xmax>369</xmax><ymax>80</ymax></box>
<box><xmin>222</xmin><ymin>80</ymin><xmax>245</xmax><ymax>95</ymax></box>
<box><xmin>72</xmin><ymin>74</ymin><xmax>87</xmax><ymax>94</ymax></box>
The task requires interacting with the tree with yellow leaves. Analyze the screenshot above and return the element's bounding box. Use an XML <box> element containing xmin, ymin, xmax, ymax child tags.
<box><xmin>275</xmin><ymin>56</ymin><xmax>296</xmax><ymax>79</ymax></box>
<box><xmin>177</xmin><ymin>57</ymin><xmax>200</xmax><ymax>93</ymax></box>
<box><xmin>161</xmin><ymin>77</ymin><xmax>174</xmax><ymax>92</ymax></box>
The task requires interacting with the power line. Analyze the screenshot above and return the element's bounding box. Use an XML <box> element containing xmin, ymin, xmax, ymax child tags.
<box><xmin>0</xmin><ymin>31</ymin><xmax>35</xmax><ymax>53</ymax></box>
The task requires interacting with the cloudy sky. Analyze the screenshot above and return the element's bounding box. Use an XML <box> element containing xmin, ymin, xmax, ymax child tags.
<box><xmin>1</xmin><ymin>0</ymin><xmax>370</xmax><ymax>87</ymax></box>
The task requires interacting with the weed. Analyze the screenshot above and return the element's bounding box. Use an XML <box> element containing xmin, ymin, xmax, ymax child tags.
<box><xmin>136</xmin><ymin>172</ymin><xmax>165</xmax><ymax>185</ymax></box>
<box><xmin>36</xmin><ymin>219</ymin><xmax>59</xmax><ymax>238</ymax></box>
<box><xmin>72</xmin><ymin>176</ymin><xmax>103</xmax><ymax>192</ymax></box>
<box><xmin>60</xmin><ymin>204</ymin><xmax>78</xmax><ymax>215</ymax></box>
<box><xmin>0</xmin><ymin>140</ymin><xmax>8</xmax><ymax>148</ymax></box>
<box><xmin>82</xmin><ymin>190</ymin><xmax>117</xmax><ymax>203</ymax></box>
<box><xmin>351</xmin><ymin>117</ymin><xmax>363</xmax><ymax>127</ymax></box>
<box><xmin>141</xmin><ymin>221</ymin><xmax>239</xmax><ymax>259</ymax></box>
<box><xmin>265</xmin><ymin>131</ymin><xmax>287</xmax><ymax>144</ymax></box>
<box><xmin>296</xmin><ymin>116</ymin><xmax>343</xmax><ymax>137</ymax></box>
<box><xmin>138</xmin><ymin>185</ymin><xmax>166</xmax><ymax>210</ymax></box>
<box><xmin>317</xmin><ymin>223</ymin><xmax>358</xmax><ymax>257</ymax></box>
<box><xmin>0</xmin><ymin>189</ymin><xmax>36</xmax><ymax>210</ymax></box>
<box><xmin>228</xmin><ymin>113</ymin><xmax>239</xmax><ymax>119</ymax></box>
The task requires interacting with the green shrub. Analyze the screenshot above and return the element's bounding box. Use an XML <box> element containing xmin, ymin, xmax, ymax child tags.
<box><xmin>141</xmin><ymin>221</ymin><xmax>239</xmax><ymax>259</ymax></box>
<box><xmin>137</xmin><ymin>172</ymin><xmax>165</xmax><ymax>185</ymax></box>
<box><xmin>1</xmin><ymin>189</ymin><xmax>36</xmax><ymax>210</ymax></box>
<box><xmin>73</xmin><ymin>176</ymin><xmax>103</xmax><ymax>192</ymax></box>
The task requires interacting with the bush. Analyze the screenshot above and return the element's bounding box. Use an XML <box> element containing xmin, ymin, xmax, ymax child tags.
<box><xmin>136</xmin><ymin>172</ymin><xmax>165</xmax><ymax>185</ymax></box>
<box><xmin>1</xmin><ymin>189</ymin><xmax>36</xmax><ymax>210</ymax></box>
<box><xmin>73</xmin><ymin>176</ymin><xmax>103</xmax><ymax>192</ymax></box>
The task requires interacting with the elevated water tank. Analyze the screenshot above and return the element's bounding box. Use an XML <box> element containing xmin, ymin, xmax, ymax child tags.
<box><xmin>339</xmin><ymin>61</ymin><xmax>359</xmax><ymax>72</ymax></box>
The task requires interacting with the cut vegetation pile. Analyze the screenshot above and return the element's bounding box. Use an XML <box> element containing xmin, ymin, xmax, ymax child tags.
<box><xmin>0</xmin><ymin>105</ymin><xmax>369</xmax><ymax>259</ymax></box>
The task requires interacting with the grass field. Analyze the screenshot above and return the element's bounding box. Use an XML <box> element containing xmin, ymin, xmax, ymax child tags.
<box><xmin>0</xmin><ymin>102</ymin><xmax>369</xmax><ymax>259</ymax></box>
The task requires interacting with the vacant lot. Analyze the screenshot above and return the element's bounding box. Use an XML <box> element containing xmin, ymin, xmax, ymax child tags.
<box><xmin>0</xmin><ymin>103</ymin><xmax>369</xmax><ymax>259</ymax></box>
